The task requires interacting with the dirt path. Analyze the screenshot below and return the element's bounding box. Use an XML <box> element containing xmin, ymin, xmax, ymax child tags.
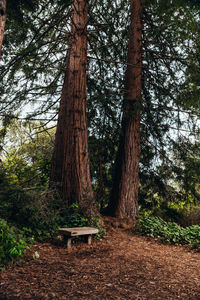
<box><xmin>0</xmin><ymin>227</ymin><xmax>199</xmax><ymax>299</ymax></box>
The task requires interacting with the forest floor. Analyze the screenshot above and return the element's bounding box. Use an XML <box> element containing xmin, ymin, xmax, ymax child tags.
<box><xmin>0</xmin><ymin>219</ymin><xmax>200</xmax><ymax>300</ymax></box>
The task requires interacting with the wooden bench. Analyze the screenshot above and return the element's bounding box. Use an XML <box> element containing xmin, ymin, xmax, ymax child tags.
<box><xmin>59</xmin><ymin>227</ymin><xmax>99</xmax><ymax>248</ymax></box>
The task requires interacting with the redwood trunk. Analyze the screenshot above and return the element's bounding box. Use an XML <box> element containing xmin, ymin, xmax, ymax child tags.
<box><xmin>50</xmin><ymin>0</ymin><xmax>94</xmax><ymax>211</ymax></box>
<box><xmin>109</xmin><ymin>0</ymin><xmax>142</xmax><ymax>218</ymax></box>
<box><xmin>0</xmin><ymin>0</ymin><xmax>6</xmax><ymax>60</ymax></box>
<box><xmin>98</xmin><ymin>153</ymin><xmax>104</xmax><ymax>211</ymax></box>
<box><xmin>50</xmin><ymin>68</ymin><xmax>69</xmax><ymax>186</ymax></box>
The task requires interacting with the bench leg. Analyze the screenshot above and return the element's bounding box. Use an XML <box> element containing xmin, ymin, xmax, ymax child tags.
<box><xmin>87</xmin><ymin>235</ymin><xmax>92</xmax><ymax>245</ymax></box>
<box><xmin>67</xmin><ymin>237</ymin><xmax>72</xmax><ymax>248</ymax></box>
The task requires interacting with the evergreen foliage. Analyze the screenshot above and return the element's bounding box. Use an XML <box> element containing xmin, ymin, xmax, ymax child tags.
<box><xmin>0</xmin><ymin>0</ymin><xmax>199</xmax><ymax>245</ymax></box>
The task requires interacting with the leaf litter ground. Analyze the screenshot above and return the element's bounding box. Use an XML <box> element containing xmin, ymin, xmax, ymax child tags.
<box><xmin>0</xmin><ymin>222</ymin><xmax>199</xmax><ymax>299</ymax></box>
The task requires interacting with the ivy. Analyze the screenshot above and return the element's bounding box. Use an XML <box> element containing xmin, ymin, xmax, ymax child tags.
<box><xmin>136</xmin><ymin>215</ymin><xmax>200</xmax><ymax>246</ymax></box>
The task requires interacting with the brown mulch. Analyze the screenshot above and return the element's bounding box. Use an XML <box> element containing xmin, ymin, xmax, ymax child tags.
<box><xmin>0</xmin><ymin>222</ymin><xmax>200</xmax><ymax>300</ymax></box>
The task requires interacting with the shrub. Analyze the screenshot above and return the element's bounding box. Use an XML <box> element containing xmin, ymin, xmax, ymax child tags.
<box><xmin>0</xmin><ymin>219</ymin><xmax>28</xmax><ymax>268</ymax></box>
<box><xmin>0</xmin><ymin>183</ymin><xmax>104</xmax><ymax>242</ymax></box>
<box><xmin>0</xmin><ymin>187</ymin><xmax>61</xmax><ymax>241</ymax></box>
<box><xmin>135</xmin><ymin>215</ymin><xmax>200</xmax><ymax>245</ymax></box>
<box><xmin>87</xmin><ymin>213</ymin><xmax>105</xmax><ymax>238</ymax></box>
<box><xmin>61</xmin><ymin>204</ymin><xmax>105</xmax><ymax>239</ymax></box>
<box><xmin>61</xmin><ymin>203</ymin><xmax>89</xmax><ymax>228</ymax></box>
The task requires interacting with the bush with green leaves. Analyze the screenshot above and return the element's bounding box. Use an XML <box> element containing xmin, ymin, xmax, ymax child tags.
<box><xmin>61</xmin><ymin>204</ymin><xmax>105</xmax><ymax>238</ymax></box>
<box><xmin>136</xmin><ymin>215</ymin><xmax>200</xmax><ymax>245</ymax></box>
<box><xmin>61</xmin><ymin>204</ymin><xmax>89</xmax><ymax>228</ymax></box>
<box><xmin>0</xmin><ymin>186</ymin><xmax>62</xmax><ymax>241</ymax></box>
<box><xmin>0</xmin><ymin>219</ymin><xmax>28</xmax><ymax>268</ymax></box>
<box><xmin>0</xmin><ymin>184</ymin><xmax>103</xmax><ymax>241</ymax></box>
<box><xmin>87</xmin><ymin>213</ymin><xmax>105</xmax><ymax>239</ymax></box>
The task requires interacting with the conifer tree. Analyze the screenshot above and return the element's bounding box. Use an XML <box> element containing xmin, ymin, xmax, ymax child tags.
<box><xmin>50</xmin><ymin>0</ymin><xmax>95</xmax><ymax>212</ymax></box>
<box><xmin>107</xmin><ymin>0</ymin><xmax>200</xmax><ymax>218</ymax></box>
<box><xmin>108</xmin><ymin>0</ymin><xmax>142</xmax><ymax>218</ymax></box>
<box><xmin>0</xmin><ymin>0</ymin><xmax>199</xmax><ymax>213</ymax></box>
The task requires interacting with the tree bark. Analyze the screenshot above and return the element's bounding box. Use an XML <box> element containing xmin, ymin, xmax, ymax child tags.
<box><xmin>50</xmin><ymin>61</ymin><xmax>69</xmax><ymax>186</ymax></box>
<box><xmin>98</xmin><ymin>151</ymin><xmax>104</xmax><ymax>211</ymax></box>
<box><xmin>0</xmin><ymin>0</ymin><xmax>6</xmax><ymax>60</ymax></box>
<box><xmin>109</xmin><ymin>0</ymin><xmax>142</xmax><ymax>219</ymax></box>
<box><xmin>50</xmin><ymin>0</ymin><xmax>94</xmax><ymax>212</ymax></box>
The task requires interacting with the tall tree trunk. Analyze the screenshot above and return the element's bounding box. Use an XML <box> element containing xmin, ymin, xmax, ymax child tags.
<box><xmin>50</xmin><ymin>61</ymin><xmax>69</xmax><ymax>186</ymax></box>
<box><xmin>50</xmin><ymin>0</ymin><xmax>94</xmax><ymax>212</ymax></box>
<box><xmin>98</xmin><ymin>151</ymin><xmax>104</xmax><ymax>211</ymax></box>
<box><xmin>0</xmin><ymin>0</ymin><xmax>6</xmax><ymax>60</ymax></box>
<box><xmin>108</xmin><ymin>0</ymin><xmax>142</xmax><ymax>219</ymax></box>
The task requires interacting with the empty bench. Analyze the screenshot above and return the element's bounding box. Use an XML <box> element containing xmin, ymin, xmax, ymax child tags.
<box><xmin>59</xmin><ymin>227</ymin><xmax>99</xmax><ymax>248</ymax></box>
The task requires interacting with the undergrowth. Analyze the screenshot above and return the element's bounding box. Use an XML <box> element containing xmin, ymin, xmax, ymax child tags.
<box><xmin>61</xmin><ymin>204</ymin><xmax>105</xmax><ymax>239</ymax></box>
<box><xmin>135</xmin><ymin>215</ymin><xmax>200</xmax><ymax>248</ymax></box>
<box><xmin>0</xmin><ymin>219</ymin><xmax>32</xmax><ymax>269</ymax></box>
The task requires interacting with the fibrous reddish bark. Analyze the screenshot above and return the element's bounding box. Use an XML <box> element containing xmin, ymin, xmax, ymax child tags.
<box><xmin>50</xmin><ymin>0</ymin><xmax>94</xmax><ymax>211</ymax></box>
<box><xmin>109</xmin><ymin>0</ymin><xmax>142</xmax><ymax>218</ymax></box>
<box><xmin>0</xmin><ymin>0</ymin><xmax>6</xmax><ymax>60</ymax></box>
